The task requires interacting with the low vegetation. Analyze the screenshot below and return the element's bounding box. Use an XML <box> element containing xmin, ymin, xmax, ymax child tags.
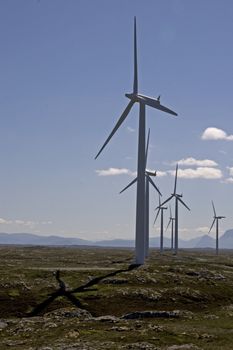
<box><xmin>0</xmin><ymin>245</ymin><xmax>233</xmax><ymax>349</ymax></box>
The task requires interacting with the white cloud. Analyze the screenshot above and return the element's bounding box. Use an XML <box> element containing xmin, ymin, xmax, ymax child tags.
<box><xmin>96</xmin><ymin>168</ymin><xmax>133</xmax><ymax>176</ymax></box>
<box><xmin>221</xmin><ymin>167</ymin><xmax>233</xmax><ymax>183</ymax></box>
<box><xmin>227</xmin><ymin>166</ymin><xmax>233</xmax><ymax>176</ymax></box>
<box><xmin>169</xmin><ymin>167</ymin><xmax>222</xmax><ymax>179</ymax></box>
<box><xmin>178</xmin><ymin>228</ymin><xmax>190</xmax><ymax>233</ymax></box>
<box><xmin>0</xmin><ymin>218</ymin><xmax>10</xmax><ymax>224</ymax></box>
<box><xmin>175</xmin><ymin>157</ymin><xmax>218</xmax><ymax>167</ymax></box>
<box><xmin>0</xmin><ymin>218</ymin><xmax>52</xmax><ymax>227</ymax></box>
<box><xmin>202</xmin><ymin>127</ymin><xmax>233</xmax><ymax>141</ymax></box>
<box><xmin>15</xmin><ymin>220</ymin><xmax>26</xmax><ymax>225</ymax></box>
<box><xmin>195</xmin><ymin>226</ymin><xmax>210</xmax><ymax>233</ymax></box>
<box><xmin>156</xmin><ymin>171</ymin><xmax>167</xmax><ymax>177</ymax></box>
<box><xmin>126</xmin><ymin>126</ymin><xmax>135</xmax><ymax>133</ymax></box>
<box><xmin>41</xmin><ymin>221</ymin><xmax>53</xmax><ymax>225</ymax></box>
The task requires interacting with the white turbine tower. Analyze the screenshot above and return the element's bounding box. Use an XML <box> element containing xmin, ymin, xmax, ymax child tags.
<box><xmin>166</xmin><ymin>205</ymin><xmax>175</xmax><ymax>251</ymax></box>
<box><xmin>95</xmin><ymin>17</ymin><xmax>177</xmax><ymax>264</ymax></box>
<box><xmin>119</xmin><ymin>129</ymin><xmax>161</xmax><ymax>258</ymax></box>
<box><xmin>154</xmin><ymin>194</ymin><xmax>167</xmax><ymax>253</ymax></box>
<box><xmin>209</xmin><ymin>201</ymin><xmax>225</xmax><ymax>255</ymax></box>
<box><xmin>160</xmin><ymin>164</ymin><xmax>190</xmax><ymax>255</ymax></box>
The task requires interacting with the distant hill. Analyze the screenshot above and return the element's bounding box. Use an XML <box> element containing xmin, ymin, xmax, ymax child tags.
<box><xmin>219</xmin><ymin>229</ymin><xmax>233</xmax><ymax>249</ymax></box>
<box><xmin>0</xmin><ymin>233</ymin><xmax>91</xmax><ymax>246</ymax></box>
<box><xmin>0</xmin><ymin>230</ymin><xmax>233</xmax><ymax>249</ymax></box>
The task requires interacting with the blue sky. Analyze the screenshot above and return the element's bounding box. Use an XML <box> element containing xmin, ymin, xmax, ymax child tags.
<box><xmin>1</xmin><ymin>0</ymin><xmax>233</xmax><ymax>241</ymax></box>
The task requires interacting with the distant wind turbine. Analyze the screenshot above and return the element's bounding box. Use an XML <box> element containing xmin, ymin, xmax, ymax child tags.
<box><xmin>209</xmin><ymin>201</ymin><xmax>225</xmax><ymax>255</ymax></box>
<box><xmin>120</xmin><ymin>129</ymin><xmax>161</xmax><ymax>258</ymax></box>
<box><xmin>154</xmin><ymin>194</ymin><xmax>167</xmax><ymax>253</ymax></box>
<box><xmin>166</xmin><ymin>205</ymin><xmax>175</xmax><ymax>251</ymax></box>
<box><xmin>159</xmin><ymin>164</ymin><xmax>190</xmax><ymax>255</ymax></box>
<box><xmin>95</xmin><ymin>17</ymin><xmax>177</xmax><ymax>264</ymax></box>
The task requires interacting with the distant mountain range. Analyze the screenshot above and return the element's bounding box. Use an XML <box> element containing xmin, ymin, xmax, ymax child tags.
<box><xmin>1</xmin><ymin>230</ymin><xmax>233</xmax><ymax>249</ymax></box>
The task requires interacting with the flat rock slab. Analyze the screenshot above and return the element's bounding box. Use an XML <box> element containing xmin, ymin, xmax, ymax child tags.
<box><xmin>121</xmin><ymin>311</ymin><xmax>179</xmax><ymax>319</ymax></box>
<box><xmin>0</xmin><ymin>320</ymin><xmax>8</xmax><ymax>329</ymax></box>
<box><xmin>167</xmin><ymin>345</ymin><xmax>200</xmax><ymax>350</ymax></box>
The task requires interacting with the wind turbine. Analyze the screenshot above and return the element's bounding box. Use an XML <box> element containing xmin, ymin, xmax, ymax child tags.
<box><xmin>95</xmin><ymin>17</ymin><xmax>177</xmax><ymax>264</ymax></box>
<box><xmin>209</xmin><ymin>201</ymin><xmax>225</xmax><ymax>255</ymax></box>
<box><xmin>119</xmin><ymin>129</ymin><xmax>161</xmax><ymax>258</ymax></box>
<box><xmin>166</xmin><ymin>205</ymin><xmax>175</xmax><ymax>251</ymax></box>
<box><xmin>154</xmin><ymin>194</ymin><xmax>167</xmax><ymax>253</ymax></box>
<box><xmin>159</xmin><ymin>164</ymin><xmax>190</xmax><ymax>255</ymax></box>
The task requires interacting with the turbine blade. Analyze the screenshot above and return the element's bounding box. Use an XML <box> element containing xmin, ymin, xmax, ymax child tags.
<box><xmin>158</xmin><ymin>193</ymin><xmax>161</xmax><ymax>206</ymax></box>
<box><xmin>209</xmin><ymin>218</ymin><xmax>216</xmax><ymax>233</ymax></box>
<box><xmin>153</xmin><ymin>208</ymin><xmax>160</xmax><ymax>225</ymax></box>
<box><xmin>133</xmin><ymin>16</ymin><xmax>138</xmax><ymax>94</ymax></box>
<box><xmin>119</xmin><ymin>177</ymin><xmax>137</xmax><ymax>194</ymax></box>
<box><xmin>148</xmin><ymin>177</ymin><xmax>162</xmax><ymax>196</ymax></box>
<box><xmin>145</xmin><ymin>128</ymin><xmax>150</xmax><ymax>167</ymax></box>
<box><xmin>165</xmin><ymin>218</ymin><xmax>172</xmax><ymax>231</ymax></box>
<box><xmin>160</xmin><ymin>195</ymin><xmax>174</xmax><ymax>207</ymax></box>
<box><xmin>174</xmin><ymin>164</ymin><xmax>178</xmax><ymax>195</ymax></box>
<box><xmin>137</xmin><ymin>94</ymin><xmax>177</xmax><ymax>116</ymax></box>
<box><xmin>212</xmin><ymin>200</ymin><xmax>216</xmax><ymax>217</ymax></box>
<box><xmin>95</xmin><ymin>100</ymin><xmax>134</xmax><ymax>159</ymax></box>
<box><xmin>177</xmin><ymin>197</ymin><xmax>190</xmax><ymax>211</ymax></box>
<box><xmin>169</xmin><ymin>204</ymin><xmax>172</xmax><ymax>218</ymax></box>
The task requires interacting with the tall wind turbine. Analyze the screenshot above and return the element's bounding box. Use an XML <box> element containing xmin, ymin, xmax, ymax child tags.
<box><xmin>120</xmin><ymin>129</ymin><xmax>161</xmax><ymax>258</ymax></box>
<box><xmin>166</xmin><ymin>205</ymin><xmax>175</xmax><ymax>251</ymax></box>
<box><xmin>95</xmin><ymin>17</ymin><xmax>177</xmax><ymax>264</ymax></box>
<box><xmin>209</xmin><ymin>201</ymin><xmax>225</xmax><ymax>255</ymax></box>
<box><xmin>160</xmin><ymin>164</ymin><xmax>190</xmax><ymax>255</ymax></box>
<box><xmin>154</xmin><ymin>194</ymin><xmax>167</xmax><ymax>253</ymax></box>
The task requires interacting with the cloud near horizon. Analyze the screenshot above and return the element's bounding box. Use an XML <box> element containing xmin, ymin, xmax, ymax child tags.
<box><xmin>195</xmin><ymin>226</ymin><xmax>210</xmax><ymax>233</ymax></box>
<box><xmin>0</xmin><ymin>218</ymin><xmax>52</xmax><ymax>227</ymax></box>
<box><xmin>201</xmin><ymin>127</ymin><xmax>233</xmax><ymax>141</ymax></box>
<box><xmin>175</xmin><ymin>157</ymin><xmax>218</xmax><ymax>167</ymax></box>
<box><xmin>169</xmin><ymin>167</ymin><xmax>222</xmax><ymax>179</ymax></box>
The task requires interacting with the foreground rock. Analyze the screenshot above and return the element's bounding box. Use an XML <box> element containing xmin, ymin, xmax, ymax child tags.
<box><xmin>121</xmin><ymin>310</ymin><xmax>179</xmax><ymax>319</ymax></box>
<box><xmin>167</xmin><ymin>344</ymin><xmax>201</xmax><ymax>350</ymax></box>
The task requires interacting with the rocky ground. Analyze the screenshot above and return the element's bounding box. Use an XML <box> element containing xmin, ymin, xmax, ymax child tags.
<box><xmin>0</xmin><ymin>246</ymin><xmax>233</xmax><ymax>349</ymax></box>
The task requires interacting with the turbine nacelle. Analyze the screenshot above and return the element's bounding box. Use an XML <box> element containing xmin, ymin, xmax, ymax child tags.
<box><xmin>125</xmin><ymin>92</ymin><xmax>140</xmax><ymax>102</ymax></box>
<box><xmin>146</xmin><ymin>170</ymin><xmax>157</xmax><ymax>177</ymax></box>
<box><xmin>172</xmin><ymin>193</ymin><xmax>182</xmax><ymax>198</ymax></box>
<box><xmin>125</xmin><ymin>93</ymin><xmax>177</xmax><ymax>116</ymax></box>
<box><xmin>160</xmin><ymin>165</ymin><xmax>190</xmax><ymax>212</ymax></box>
